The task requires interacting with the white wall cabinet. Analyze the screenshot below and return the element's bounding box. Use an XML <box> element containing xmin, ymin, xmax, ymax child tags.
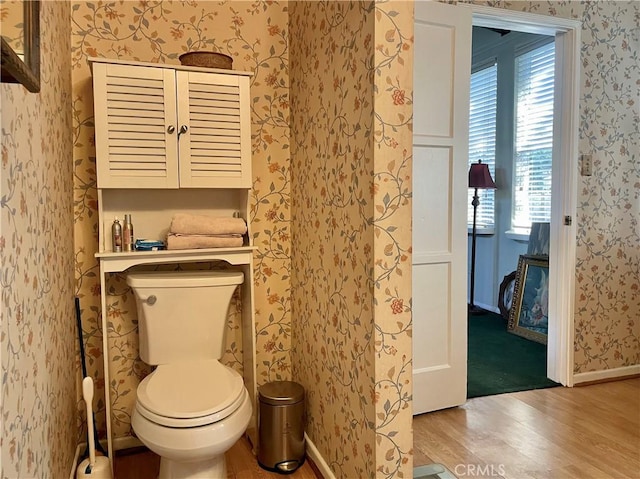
<box><xmin>92</xmin><ymin>59</ymin><xmax>252</xmax><ymax>189</ymax></box>
<box><xmin>90</xmin><ymin>58</ymin><xmax>257</xmax><ymax>469</ymax></box>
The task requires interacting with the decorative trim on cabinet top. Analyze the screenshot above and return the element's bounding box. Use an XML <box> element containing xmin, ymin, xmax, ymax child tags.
<box><xmin>88</xmin><ymin>57</ymin><xmax>253</xmax><ymax>77</ymax></box>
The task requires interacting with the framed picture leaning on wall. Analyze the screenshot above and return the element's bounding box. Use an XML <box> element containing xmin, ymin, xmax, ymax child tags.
<box><xmin>508</xmin><ymin>254</ymin><xmax>549</xmax><ymax>344</ymax></box>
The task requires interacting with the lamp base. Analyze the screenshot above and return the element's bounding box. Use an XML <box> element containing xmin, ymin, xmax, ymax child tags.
<box><xmin>468</xmin><ymin>304</ymin><xmax>488</xmax><ymax>315</ymax></box>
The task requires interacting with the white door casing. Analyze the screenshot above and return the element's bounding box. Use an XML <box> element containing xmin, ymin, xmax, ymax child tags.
<box><xmin>412</xmin><ymin>1</ymin><xmax>472</xmax><ymax>415</ymax></box>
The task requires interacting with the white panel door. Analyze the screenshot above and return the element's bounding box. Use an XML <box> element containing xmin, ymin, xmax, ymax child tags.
<box><xmin>412</xmin><ymin>1</ymin><xmax>472</xmax><ymax>414</ymax></box>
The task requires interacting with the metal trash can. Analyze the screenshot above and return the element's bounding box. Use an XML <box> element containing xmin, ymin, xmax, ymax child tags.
<box><xmin>257</xmin><ymin>381</ymin><xmax>306</xmax><ymax>473</ymax></box>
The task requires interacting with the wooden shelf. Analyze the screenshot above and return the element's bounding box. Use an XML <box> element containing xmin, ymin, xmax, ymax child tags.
<box><xmin>96</xmin><ymin>246</ymin><xmax>256</xmax><ymax>273</ymax></box>
<box><xmin>89</xmin><ymin>56</ymin><xmax>253</xmax><ymax>77</ymax></box>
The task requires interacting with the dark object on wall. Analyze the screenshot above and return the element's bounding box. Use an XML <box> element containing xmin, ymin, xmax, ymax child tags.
<box><xmin>258</xmin><ymin>381</ymin><xmax>306</xmax><ymax>474</ymax></box>
<box><xmin>0</xmin><ymin>0</ymin><xmax>40</xmax><ymax>92</ymax></box>
<box><xmin>498</xmin><ymin>271</ymin><xmax>517</xmax><ymax>321</ymax></box>
<box><xmin>468</xmin><ymin>159</ymin><xmax>497</xmax><ymax>314</ymax></box>
<box><xmin>508</xmin><ymin>255</ymin><xmax>549</xmax><ymax>344</ymax></box>
<box><xmin>179</xmin><ymin>51</ymin><xmax>233</xmax><ymax>70</ymax></box>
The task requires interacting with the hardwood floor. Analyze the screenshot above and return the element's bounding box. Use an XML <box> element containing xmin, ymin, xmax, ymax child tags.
<box><xmin>114</xmin><ymin>435</ymin><xmax>320</xmax><ymax>479</ymax></box>
<box><xmin>115</xmin><ymin>379</ymin><xmax>639</xmax><ymax>479</ymax></box>
<box><xmin>414</xmin><ymin>378</ymin><xmax>640</xmax><ymax>479</ymax></box>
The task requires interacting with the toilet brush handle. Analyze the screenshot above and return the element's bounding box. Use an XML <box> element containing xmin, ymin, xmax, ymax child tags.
<box><xmin>82</xmin><ymin>377</ymin><xmax>96</xmax><ymax>469</ymax></box>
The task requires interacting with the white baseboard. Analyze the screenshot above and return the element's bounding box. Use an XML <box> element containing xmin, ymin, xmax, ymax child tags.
<box><xmin>304</xmin><ymin>433</ymin><xmax>334</xmax><ymax>479</ymax></box>
<box><xmin>472</xmin><ymin>301</ymin><xmax>500</xmax><ymax>315</ymax></box>
<box><xmin>573</xmin><ymin>364</ymin><xmax>640</xmax><ymax>384</ymax></box>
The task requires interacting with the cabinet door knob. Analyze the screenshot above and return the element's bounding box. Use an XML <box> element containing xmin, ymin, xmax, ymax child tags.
<box><xmin>178</xmin><ymin>125</ymin><xmax>189</xmax><ymax>138</ymax></box>
<box><xmin>167</xmin><ymin>125</ymin><xmax>175</xmax><ymax>134</ymax></box>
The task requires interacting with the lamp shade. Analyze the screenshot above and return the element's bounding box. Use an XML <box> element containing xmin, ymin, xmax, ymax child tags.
<box><xmin>469</xmin><ymin>160</ymin><xmax>496</xmax><ymax>189</ymax></box>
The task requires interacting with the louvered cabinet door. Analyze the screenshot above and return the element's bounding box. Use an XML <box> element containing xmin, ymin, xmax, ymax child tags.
<box><xmin>176</xmin><ymin>71</ymin><xmax>251</xmax><ymax>188</ymax></box>
<box><xmin>93</xmin><ymin>63</ymin><xmax>179</xmax><ymax>188</ymax></box>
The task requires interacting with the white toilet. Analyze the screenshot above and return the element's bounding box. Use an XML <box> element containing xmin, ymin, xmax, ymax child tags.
<box><xmin>126</xmin><ymin>270</ymin><xmax>251</xmax><ymax>479</ymax></box>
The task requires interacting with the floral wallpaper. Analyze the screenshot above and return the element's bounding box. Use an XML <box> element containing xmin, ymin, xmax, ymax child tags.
<box><xmin>1</xmin><ymin>1</ymin><xmax>76</xmax><ymax>478</ymax></box>
<box><xmin>290</xmin><ymin>2</ymin><xmax>377</xmax><ymax>477</ymax></box>
<box><xmin>371</xmin><ymin>3</ymin><xmax>414</xmax><ymax>477</ymax></box>
<box><xmin>571</xmin><ymin>0</ymin><xmax>639</xmax><ymax>372</ymax></box>
<box><xmin>71</xmin><ymin>0</ymin><xmax>291</xmax><ymax>440</ymax></box>
<box><xmin>67</xmin><ymin>0</ymin><xmax>638</xmax><ymax>478</ymax></box>
<box><xmin>290</xmin><ymin>1</ymin><xmax>413</xmax><ymax>478</ymax></box>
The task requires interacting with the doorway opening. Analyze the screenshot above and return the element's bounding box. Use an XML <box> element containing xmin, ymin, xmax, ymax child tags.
<box><xmin>466</xmin><ymin>25</ymin><xmax>560</xmax><ymax>398</ymax></box>
<box><xmin>470</xmin><ymin>5</ymin><xmax>580</xmax><ymax>390</ymax></box>
<box><xmin>411</xmin><ymin>2</ymin><xmax>580</xmax><ymax>416</ymax></box>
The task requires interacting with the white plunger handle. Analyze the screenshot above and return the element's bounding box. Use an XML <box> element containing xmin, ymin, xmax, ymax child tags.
<box><xmin>82</xmin><ymin>377</ymin><xmax>96</xmax><ymax>468</ymax></box>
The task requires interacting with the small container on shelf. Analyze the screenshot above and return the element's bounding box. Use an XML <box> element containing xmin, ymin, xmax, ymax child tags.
<box><xmin>134</xmin><ymin>239</ymin><xmax>166</xmax><ymax>251</ymax></box>
<box><xmin>123</xmin><ymin>214</ymin><xmax>134</xmax><ymax>252</ymax></box>
<box><xmin>111</xmin><ymin>218</ymin><xmax>122</xmax><ymax>252</ymax></box>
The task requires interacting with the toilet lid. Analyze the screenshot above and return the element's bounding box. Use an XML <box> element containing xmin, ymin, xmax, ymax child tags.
<box><xmin>135</xmin><ymin>388</ymin><xmax>247</xmax><ymax>428</ymax></box>
<box><xmin>137</xmin><ymin>360</ymin><xmax>244</xmax><ymax>421</ymax></box>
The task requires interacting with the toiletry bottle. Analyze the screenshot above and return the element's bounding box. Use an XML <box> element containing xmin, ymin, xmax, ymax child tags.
<box><xmin>112</xmin><ymin>217</ymin><xmax>122</xmax><ymax>252</ymax></box>
<box><xmin>123</xmin><ymin>214</ymin><xmax>134</xmax><ymax>252</ymax></box>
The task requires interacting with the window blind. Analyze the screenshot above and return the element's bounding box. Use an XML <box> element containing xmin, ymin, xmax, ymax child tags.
<box><xmin>468</xmin><ymin>63</ymin><xmax>497</xmax><ymax>229</ymax></box>
<box><xmin>513</xmin><ymin>41</ymin><xmax>555</xmax><ymax>231</ymax></box>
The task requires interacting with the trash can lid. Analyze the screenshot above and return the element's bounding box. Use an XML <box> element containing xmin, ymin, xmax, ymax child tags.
<box><xmin>258</xmin><ymin>381</ymin><xmax>305</xmax><ymax>405</ymax></box>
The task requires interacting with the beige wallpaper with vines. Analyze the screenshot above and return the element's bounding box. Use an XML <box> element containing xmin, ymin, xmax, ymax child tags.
<box><xmin>0</xmin><ymin>2</ymin><xmax>634</xmax><ymax>479</ymax></box>
<box><xmin>69</xmin><ymin>1</ymin><xmax>637</xmax><ymax>478</ymax></box>
<box><xmin>290</xmin><ymin>2</ymin><xmax>377</xmax><ymax>476</ymax></box>
<box><xmin>71</xmin><ymin>0</ymin><xmax>291</xmax><ymax>440</ymax></box>
<box><xmin>1</xmin><ymin>2</ymin><xmax>76</xmax><ymax>478</ymax></box>
<box><xmin>372</xmin><ymin>3</ymin><xmax>414</xmax><ymax>477</ymax></box>
<box><xmin>290</xmin><ymin>1</ymin><xmax>413</xmax><ymax>477</ymax></box>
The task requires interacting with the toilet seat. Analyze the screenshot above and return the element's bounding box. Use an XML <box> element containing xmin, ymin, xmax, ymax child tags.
<box><xmin>136</xmin><ymin>359</ymin><xmax>245</xmax><ymax>428</ymax></box>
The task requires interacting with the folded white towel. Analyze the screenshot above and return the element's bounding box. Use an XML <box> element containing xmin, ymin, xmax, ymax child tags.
<box><xmin>166</xmin><ymin>233</ymin><xmax>244</xmax><ymax>250</ymax></box>
<box><xmin>170</xmin><ymin>214</ymin><xmax>247</xmax><ymax>236</ymax></box>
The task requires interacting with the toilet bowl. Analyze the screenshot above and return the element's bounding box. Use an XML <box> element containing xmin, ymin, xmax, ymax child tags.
<box><xmin>132</xmin><ymin>360</ymin><xmax>252</xmax><ymax>479</ymax></box>
<box><xmin>126</xmin><ymin>271</ymin><xmax>250</xmax><ymax>479</ymax></box>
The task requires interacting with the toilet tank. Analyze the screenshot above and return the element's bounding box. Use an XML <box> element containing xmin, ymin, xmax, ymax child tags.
<box><xmin>126</xmin><ymin>270</ymin><xmax>244</xmax><ymax>365</ymax></box>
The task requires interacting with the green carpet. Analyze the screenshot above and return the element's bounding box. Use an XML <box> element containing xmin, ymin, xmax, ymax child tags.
<box><xmin>467</xmin><ymin>311</ymin><xmax>559</xmax><ymax>398</ymax></box>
